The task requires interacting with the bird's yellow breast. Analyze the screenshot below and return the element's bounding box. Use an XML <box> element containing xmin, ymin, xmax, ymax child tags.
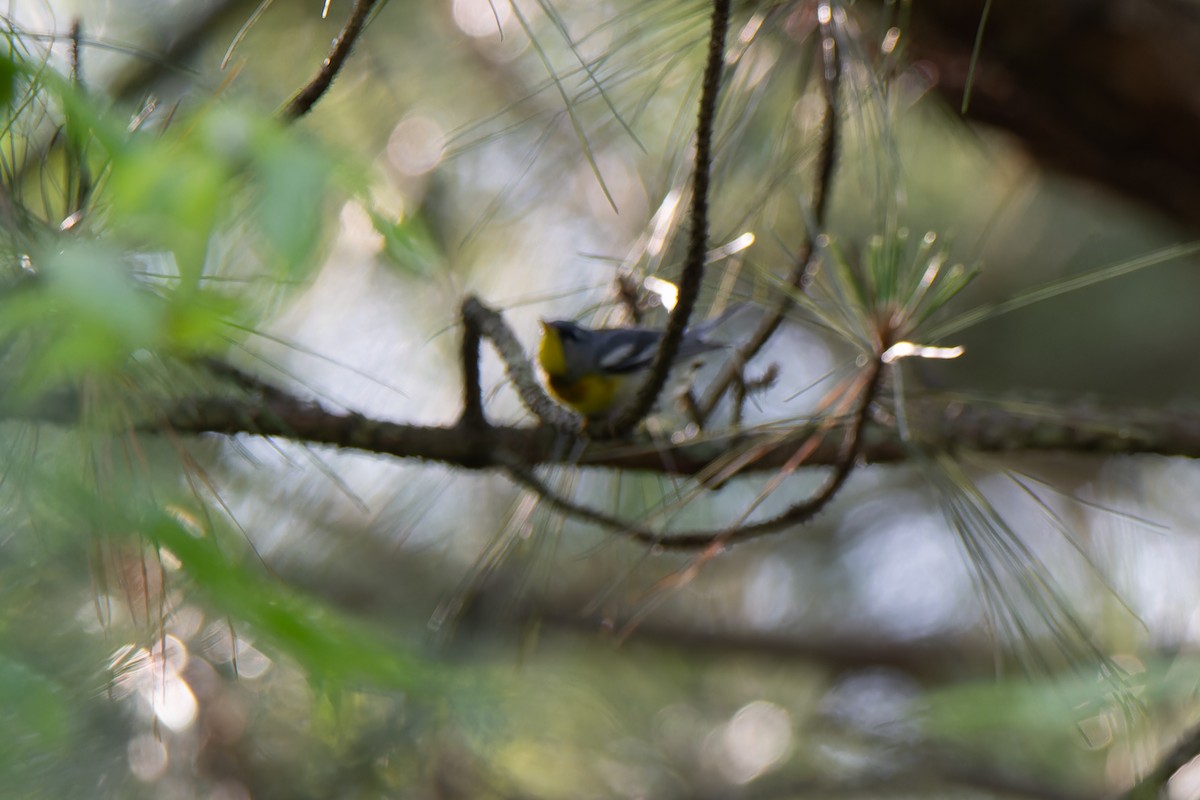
<box><xmin>537</xmin><ymin>322</ymin><xmax>568</xmax><ymax>378</ymax></box>
<box><xmin>547</xmin><ymin>372</ymin><xmax>619</xmax><ymax>417</ymax></box>
<box><xmin>538</xmin><ymin>322</ymin><xmax>621</xmax><ymax>417</ymax></box>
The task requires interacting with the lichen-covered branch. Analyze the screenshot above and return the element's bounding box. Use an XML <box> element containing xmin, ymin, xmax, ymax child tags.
<box><xmin>15</xmin><ymin>373</ymin><xmax>1200</xmax><ymax>478</ymax></box>
<box><xmin>459</xmin><ymin>296</ymin><xmax>578</xmax><ymax>431</ymax></box>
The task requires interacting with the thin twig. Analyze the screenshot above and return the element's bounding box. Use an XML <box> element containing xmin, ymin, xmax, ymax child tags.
<box><xmin>506</xmin><ymin>354</ymin><xmax>884</xmax><ymax>550</ymax></box>
<box><xmin>459</xmin><ymin>301</ymin><xmax>486</xmax><ymax>428</ymax></box>
<box><xmin>614</xmin><ymin>272</ymin><xmax>644</xmax><ymax>325</ymax></box>
<box><xmin>694</xmin><ymin>6</ymin><xmax>842</xmax><ymax>423</ymax></box>
<box><xmin>63</xmin><ymin>18</ymin><xmax>93</xmax><ymax>230</ymax></box>
<box><xmin>811</xmin><ymin>4</ymin><xmax>842</xmax><ymax>225</ymax></box>
<box><xmin>280</xmin><ymin>0</ymin><xmax>379</xmax><ymax>121</ymax></box>
<box><xmin>460</xmin><ymin>296</ymin><xmax>579</xmax><ymax>431</ymax></box>
<box><xmin>609</xmin><ymin>0</ymin><xmax>732</xmax><ymax>436</ymax></box>
<box><xmin>68</xmin><ymin>19</ymin><xmax>83</xmax><ymax>83</ymax></box>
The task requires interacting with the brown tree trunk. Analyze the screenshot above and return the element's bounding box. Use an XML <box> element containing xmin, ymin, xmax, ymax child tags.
<box><xmin>904</xmin><ymin>0</ymin><xmax>1200</xmax><ymax>230</ymax></box>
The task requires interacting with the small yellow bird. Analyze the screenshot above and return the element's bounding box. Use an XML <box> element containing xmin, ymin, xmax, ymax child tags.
<box><xmin>536</xmin><ymin>317</ymin><xmax>727</xmax><ymax>421</ymax></box>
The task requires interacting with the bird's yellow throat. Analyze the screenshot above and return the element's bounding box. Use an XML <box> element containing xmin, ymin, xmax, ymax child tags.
<box><xmin>537</xmin><ymin>321</ymin><xmax>567</xmax><ymax>378</ymax></box>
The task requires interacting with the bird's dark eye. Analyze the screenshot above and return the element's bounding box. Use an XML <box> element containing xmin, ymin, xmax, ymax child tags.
<box><xmin>556</xmin><ymin>323</ymin><xmax>580</xmax><ymax>341</ymax></box>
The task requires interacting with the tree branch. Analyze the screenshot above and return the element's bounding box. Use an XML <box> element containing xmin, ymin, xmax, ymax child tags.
<box><xmin>903</xmin><ymin>0</ymin><xmax>1200</xmax><ymax>232</ymax></box>
<box><xmin>609</xmin><ymin>0</ymin><xmax>732</xmax><ymax>436</ymax></box>
<box><xmin>20</xmin><ymin>373</ymin><xmax>1200</xmax><ymax>479</ymax></box>
<box><xmin>506</xmin><ymin>354</ymin><xmax>881</xmax><ymax>551</ymax></box>
<box><xmin>459</xmin><ymin>299</ymin><xmax>487</xmax><ymax>429</ymax></box>
<box><xmin>280</xmin><ymin>0</ymin><xmax>380</xmax><ymax>121</ymax></box>
<box><xmin>694</xmin><ymin>7</ymin><xmax>843</xmax><ymax>423</ymax></box>
<box><xmin>459</xmin><ymin>296</ymin><xmax>578</xmax><ymax>431</ymax></box>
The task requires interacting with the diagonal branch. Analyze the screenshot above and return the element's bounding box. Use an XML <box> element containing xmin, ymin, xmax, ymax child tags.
<box><xmin>280</xmin><ymin>0</ymin><xmax>380</xmax><ymax>121</ymax></box>
<box><xmin>903</xmin><ymin>0</ymin><xmax>1200</xmax><ymax>233</ymax></box>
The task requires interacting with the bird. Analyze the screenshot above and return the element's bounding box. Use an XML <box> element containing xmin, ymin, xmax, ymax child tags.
<box><xmin>536</xmin><ymin>313</ymin><xmax>731</xmax><ymax>422</ymax></box>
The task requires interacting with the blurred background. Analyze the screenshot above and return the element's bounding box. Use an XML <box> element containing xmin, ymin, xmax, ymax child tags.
<box><xmin>4</xmin><ymin>1</ymin><xmax>1200</xmax><ymax>798</ymax></box>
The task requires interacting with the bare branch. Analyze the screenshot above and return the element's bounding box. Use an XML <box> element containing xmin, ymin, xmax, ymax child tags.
<box><xmin>609</xmin><ymin>0</ymin><xmax>732</xmax><ymax>436</ymax></box>
<box><xmin>529</xmin><ymin>604</ymin><xmax>999</xmax><ymax>684</ymax></box>
<box><xmin>459</xmin><ymin>300</ymin><xmax>486</xmax><ymax>429</ymax></box>
<box><xmin>505</xmin><ymin>355</ymin><xmax>884</xmax><ymax>551</ymax></box>
<box><xmin>694</xmin><ymin>9</ymin><xmax>843</xmax><ymax>423</ymax></box>
<box><xmin>56</xmin><ymin>18</ymin><xmax>94</xmax><ymax>232</ymax></box>
<box><xmin>280</xmin><ymin>0</ymin><xmax>379</xmax><ymax>121</ymax></box>
<box><xmin>905</xmin><ymin>0</ymin><xmax>1200</xmax><ymax>232</ymax></box>
<box><xmin>460</xmin><ymin>296</ymin><xmax>578</xmax><ymax>431</ymax></box>
<box><xmin>18</xmin><ymin>368</ymin><xmax>1200</xmax><ymax>480</ymax></box>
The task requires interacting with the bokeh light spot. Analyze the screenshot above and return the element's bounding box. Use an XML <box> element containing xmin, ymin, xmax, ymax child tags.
<box><xmin>387</xmin><ymin>115</ymin><xmax>446</xmax><ymax>176</ymax></box>
<box><xmin>709</xmin><ymin>700</ymin><xmax>793</xmax><ymax>784</ymax></box>
<box><xmin>452</xmin><ymin>0</ymin><xmax>511</xmax><ymax>38</ymax></box>
<box><xmin>127</xmin><ymin>734</ymin><xmax>168</xmax><ymax>782</ymax></box>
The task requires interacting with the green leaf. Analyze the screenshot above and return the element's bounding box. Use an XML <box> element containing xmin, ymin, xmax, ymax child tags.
<box><xmin>0</xmin><ymin>656</ymin><xmax>69</xmax><ymax>744</ymax></box>
<box><xmin>108</xmin><ymin>142</ymin><xmax>230</xmax><ymax>287</ymax></box>
<box><xmin>253</xmin><ymin>131</ymin><xmax>330</xmax><ymax>276</ymax></box>
<box><xmin>163</xmin><ymin>288</ymin><xmax>246</xmax><ymax>353</ymax></box>
<box><xmin>0</xmin><ymin>53</ymin><xmax>16</xmax><ymax>110</ymax></box>
<box><xmin>0</xmin><ymin>245</ymin><xmax>164</xmax><ymax>392</ymax></box>
<box><xmin>372</xmin><ymin>210</ymin><xmax>440</xmax><ymax>276</ymax></box>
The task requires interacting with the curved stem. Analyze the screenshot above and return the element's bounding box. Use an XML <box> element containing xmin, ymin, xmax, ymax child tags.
<box><xmin>609</xmin><ymin>0</ymin><xmax>732</xmax><ymax>436</ymax></box>
<box><xmin>460</xmin><ymin>296</ymin><xmax>579</xmax><ymax>431</ymax></box>
<box><xmin>695</xmin><ymin>5</ymin><xmax>843</xmax><ymax>423</ymax></box>
<box><xmin>507</xmin><ymin>354</ymin><xmax>885</xmax><ymax>551</ymax></box>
